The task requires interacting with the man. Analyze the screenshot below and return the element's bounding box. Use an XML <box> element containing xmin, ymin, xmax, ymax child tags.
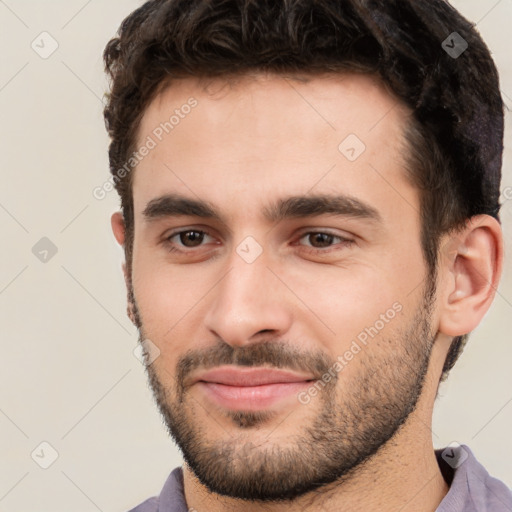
<box><xmin>103</xmin><ymin>0</ymin><xmax>512</xmax><ymax>510</ymax></box>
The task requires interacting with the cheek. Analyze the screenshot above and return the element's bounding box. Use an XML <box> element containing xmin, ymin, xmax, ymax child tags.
<box><xmin>289</xmin><ymin>259</ymin><xmax>403</xmax><ymax>317</ymax></box>
<box><xmin>131</xmin><ymin>257</ymin><xmax>215</xmax><ymax>343</ymax></box>
<box><xmin>281</xmin><ymin>256</ymin><xmax>422</xmax><ymax>356</ymax></box>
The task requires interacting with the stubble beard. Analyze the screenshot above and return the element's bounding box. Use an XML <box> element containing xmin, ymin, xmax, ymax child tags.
<box><xmin>131</xmin><ymin>281</ymin><xmax>437</xmax><ymax>502</ymax></box>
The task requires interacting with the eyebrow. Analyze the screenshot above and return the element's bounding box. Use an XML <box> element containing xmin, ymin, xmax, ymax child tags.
<box><xmin>142</xmin><ymin>193</ymin><xmax>382</xmax><ymax>225</ymax></box>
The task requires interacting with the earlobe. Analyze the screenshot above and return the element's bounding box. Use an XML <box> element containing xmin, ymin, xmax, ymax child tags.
<box><xmin>438</xmin><ymin>215</ymin><xmax>503</xmax><ymax>337</ymax></box>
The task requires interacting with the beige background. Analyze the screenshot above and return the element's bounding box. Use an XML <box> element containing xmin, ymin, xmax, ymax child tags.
<box><xmin>0</xmin><ymin>1</ymin><xmax>511</xmax><ymax>510</ymax></box>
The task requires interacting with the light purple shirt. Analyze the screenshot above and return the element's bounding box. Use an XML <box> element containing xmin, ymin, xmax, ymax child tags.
<box><xmin>128</xmin><ymin>444</ymin><xmax>512</xmax><ymax>511</ymax></box>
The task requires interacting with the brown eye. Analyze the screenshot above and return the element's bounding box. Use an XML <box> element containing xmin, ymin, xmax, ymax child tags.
<box><xmin>166</xmin><ymin>229</ymin><xmax>214</xmax><ymax>250</ymax></box>
<box><xmin>296</xmin><ymin>231</ymin><xmax>355</xmax><ymax>253</ymax></box>
<box><xmin>306</xmin><ymin>233</ymin><xmax>336</xmax><ymax>248</ymax></box>
<box><xmin>178</xmin><ymin>230</ymin><xmax>205</xmax><ymax>247</ymax></box>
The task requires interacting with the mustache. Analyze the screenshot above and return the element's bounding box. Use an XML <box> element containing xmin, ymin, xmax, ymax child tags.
<box><xmin>175</xmin><ymin>340</ymin><xmax>336</xmax><ymax>388</ymax></box>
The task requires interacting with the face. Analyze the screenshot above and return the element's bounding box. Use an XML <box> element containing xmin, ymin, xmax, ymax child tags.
<box><xmin>123</xmin><ymin>72</ymin><xmax>439</xmax><ymax>500</ymax></box>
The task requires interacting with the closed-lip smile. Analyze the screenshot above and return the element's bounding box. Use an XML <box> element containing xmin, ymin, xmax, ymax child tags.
<box><xmin>191</xmin><ymin>366</ymin><xmax>316</xmax><ymax>411</ymax></box>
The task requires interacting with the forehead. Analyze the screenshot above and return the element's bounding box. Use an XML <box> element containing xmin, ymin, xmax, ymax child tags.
<box><xmin>132</xmin><ymin>71</ymin><xmax>416</xmax><ymax>226</ymax></box>
<box><xmin>138</xmin><ymin>71</ymin><xmax>408</xmax><ymax>148</ymax></box>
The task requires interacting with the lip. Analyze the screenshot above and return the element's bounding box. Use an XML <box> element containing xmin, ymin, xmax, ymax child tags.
<box><xmin>192</xmin><ymin>366</ymin><xmax>316</xmax><ymax>411</ymax></box>
<box><xmin>193</xmin><ymin>366</ymin><xmax>315</xmax><ymax>386</ymax></box>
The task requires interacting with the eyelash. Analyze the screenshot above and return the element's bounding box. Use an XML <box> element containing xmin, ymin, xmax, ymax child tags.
<box><xmin>163</xmin><ymin>229</ymin><xmax>355</xmax><ymax>255</ymax></box>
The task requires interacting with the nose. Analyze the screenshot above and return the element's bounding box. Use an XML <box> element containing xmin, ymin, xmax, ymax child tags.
<box><xmin>203</xmin><ymin>250</ymin><xmax>294</xmax><ymax>348</ymax></box>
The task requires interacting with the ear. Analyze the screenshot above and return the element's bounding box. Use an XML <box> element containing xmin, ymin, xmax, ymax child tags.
<box><xmin>111</xmin><ymin>211</ymin><xmax>137</xmax><ymax>325</ymax></box>
<box><xmin>111</xmin><ymin>211</ymin><xmax>126</xmax><ymax>246</ymax></box>
<box><xmin>111</xmin><ymin>211</ymin><xmax>128</xmax><ymax>278</ymax></box>
<box><xmin>438</xmin><ymin>215</ymin><xmax>503</xmax><ymax>337</ymax></box>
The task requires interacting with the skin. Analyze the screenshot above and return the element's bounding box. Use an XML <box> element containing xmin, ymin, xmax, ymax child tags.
<box><xmin>111</xmin><ymin>72</ymin><xmax>503</xmax><ymax>511</ymax></box>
